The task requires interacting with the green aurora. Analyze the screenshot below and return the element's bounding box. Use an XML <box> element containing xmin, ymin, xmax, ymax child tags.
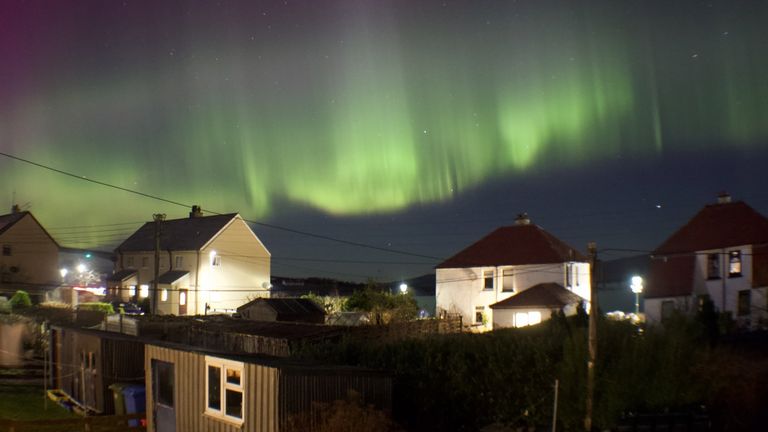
<box><xmin>1</xmin><ymin>0</ymin><xmax>767</xmax><ymax>248</ymax></box>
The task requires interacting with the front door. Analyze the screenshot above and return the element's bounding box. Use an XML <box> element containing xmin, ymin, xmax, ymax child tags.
<box><xmin>178</xmin><ymin>289</ymin><xmax>188</xmax><ymax>315</ymax></box>
<box><xmin>152</xmin><ymin>360</ymin><xmax>176</xmax><ymax>432</ymax></box>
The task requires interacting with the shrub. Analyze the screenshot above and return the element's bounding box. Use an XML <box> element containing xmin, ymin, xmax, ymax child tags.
<box><xmin>77</xmin><ymin>302</ymin><xmax>115</xmax><ymax>314</ymax></box>
<box><xmin>9</xmin><ymin>290</ymin><xmax>32</xmax><ymax>309</ymax></box>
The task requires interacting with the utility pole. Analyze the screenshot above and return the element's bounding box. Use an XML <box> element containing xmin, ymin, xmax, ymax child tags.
<box><xmin>584</xmin><ymin>241</ymin><xmax>598</xmax><ymax>431</ymax></box>
<box><xmin>152</xmin><ymin>213</ymin><xmax>166</xmax><ymax>315</ymax></box>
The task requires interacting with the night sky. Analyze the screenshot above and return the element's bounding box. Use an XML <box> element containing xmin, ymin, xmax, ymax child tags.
<box><xmin>1</xmin><ymin>0</ymin><xmax>767</xmax><ymax>282</ymax></box>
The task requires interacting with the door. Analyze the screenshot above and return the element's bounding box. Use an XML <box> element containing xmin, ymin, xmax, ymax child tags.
<box><xmin>178</xmin><ymin>289</ymin><xmax>188</xmax><ymax>315</ymax></box>
<box><xmin>152</xmin><ymin>360</ymin><xmax>176</xmax><ymax>432</ymax></box>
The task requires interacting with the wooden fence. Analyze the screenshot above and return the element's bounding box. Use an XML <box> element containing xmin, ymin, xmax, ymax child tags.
<box><xmin>0</xmin><ymin>413</ymin><xmax>145</xmax><ymax>432</ymax></box>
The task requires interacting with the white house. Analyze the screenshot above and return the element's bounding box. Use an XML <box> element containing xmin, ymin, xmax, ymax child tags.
<box><xmin>645</xmin><ymin>193</ymin><xmax>768</xmax><ymax>328</ymax></box>
<box><xmin>436</xmin><ymin>214</ymin><xmax>590</xmax><ymax>330</ymax></box>
<box><xmin>110</xmin><ymin>206</ymin><xmax>271</xmax><ymax>315</ymax></box>
<box><xmin>0</xmin><ymin>205</ymin><xmax>60</xmax><ymax>301</ymax></box>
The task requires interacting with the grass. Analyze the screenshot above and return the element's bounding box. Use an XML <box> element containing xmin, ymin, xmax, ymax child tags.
<box><xmin>0</xmin><ymin>385</ymin><xmax>76</xmax><ymax>421</ymax></box>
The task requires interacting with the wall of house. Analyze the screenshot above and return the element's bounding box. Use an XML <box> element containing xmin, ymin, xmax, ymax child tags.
<box><xmin>696</xmin><ymin>245</ymin><xmax>754</xmax><ymax>322</ymax></box>
<box><xmin>197</xmin><ymin>217</ymin><xmax>271</xmax><ymax>314</ymax></box>
<box><xmin>0</xmin><ymin>214</ymin><xmax>59</xmax><ymax>290</ymax></box>
<box><xmin>436</xmin><ymin>263</ymin><xmax>575</xmax><ymax>331</ymax></box>
<box><xmin>145</xmin><ymin>344</ymin><xmax>279</xmax><ymax>432</ymax></box>
<box><xmin>644</xmin><ymin>296</ymin><xmax>696</xmax><ymax>325</ymax></box>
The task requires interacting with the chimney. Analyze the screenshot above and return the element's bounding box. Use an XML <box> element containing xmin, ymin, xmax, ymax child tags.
<box><xmin>189</xmin><ymin>205</ymin><xmax>203</xmax><ymax>218</ymax></box>
<box><xmin>10</xmin><ymin>204</ymin><xmax>20</xmax><ymax>214</ymax></box>
<box><xmin>717</xmin><ymin>191</ymin><xmax>732</xmax><ymax>204</ymax></box>
<box><xmin>514</xmin><ymin>212</ymin><xmax>531</xmax><ymax>226</ymax></box>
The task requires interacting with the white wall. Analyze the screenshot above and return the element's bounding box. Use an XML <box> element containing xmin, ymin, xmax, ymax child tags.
<box><xmin>436</xmin><ymin>262</ymin><xmax>587</xmax><ymax>331</ymax></box>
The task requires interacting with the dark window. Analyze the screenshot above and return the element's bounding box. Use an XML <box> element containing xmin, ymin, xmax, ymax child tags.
<box><xmin>225</xmin><ymin>389</ymin><xmax>243</xmax><ymax>418</ymax></box>
<box><xmin>475</xmin><ymin>307</ymin><xmax>485</xmax><ymax>324</ymax></box>
<box><xmin>155</xmin><ymin>360</ymin><xmax>174</xmax><ymax>407</ymax></box>
<box><xmin>707</xmin><ymin>254</ymin><xmax>720</xmax><ymax>279</ymax></box>
<box><xmin>502</xmin><ymin>269</ymin><xmax>514</xmax><ymax>292</ymax></box>
<box><xmin>729</xmin><ymin>251</ymin><xmax>742</xmax><ymax>277</ymax></box>
<box><xmin>738</xmin><ymin>290</ymin><xmax>751</xmax><ymax>316</ymax></box>
<box><xmin>141</xmin><ymin>257</ymin><xmax>149</xmax><ymax>268</ymax></box>
<box><xmin>2</xmin><ymin>245</ymin><xmax>10</xmax><ymax>256</ymax></box>
<box><xmin>483</xmin><ymin>271</ymin><xmax>493</xmax><ymax>290</ymax></box>
<box><xmin>208</xmin><ymin>365</ymin><xmax>221</xmax><ymax>410</ymax></box>
<box><xmin>565</xmin><ymin>264</ymin><xmax>572</xmax><ymax>287</ymax></box>
<box><xmin>661</xmin><ymin>300</ymin><xmax>675</xmax><ymax>320</ymax></box>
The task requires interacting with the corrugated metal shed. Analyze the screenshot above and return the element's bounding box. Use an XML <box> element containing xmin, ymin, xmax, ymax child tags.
<box><xmin>145</xmin><ymin>341</ymin><xmax>391</xmax><ymax>432</ymax></box>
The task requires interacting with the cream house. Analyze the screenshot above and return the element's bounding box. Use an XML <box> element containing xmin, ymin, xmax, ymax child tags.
<box><xmin>436</xmin><ymin>214</ymin><xmax>590</xmax><ymax>330</ymax></box>
<box><xmin>0</xmin><ymin>205</ymin><xmax>60</xmax><ymax>300</ymax></box>
<box><xmin>111</xmin><ymin>206</ymin><xmax>270</xmax><ymax>315</ymax></box>
<box><xmin>645</xmin><ymin>193</ymin><xmax>768</xmax><ymax>328</ymax></box>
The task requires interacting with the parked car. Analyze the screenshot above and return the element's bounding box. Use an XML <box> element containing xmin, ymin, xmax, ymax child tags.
<box><xmin>111</xmin><ymin>301</ymin><xmax>144</xmax><ymax>315</ymax></box>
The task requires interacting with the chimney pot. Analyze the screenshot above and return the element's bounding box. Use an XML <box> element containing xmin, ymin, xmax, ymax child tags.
<box><xmin>515</xmin><ymin>213</ymin><xmax>531</xmax><ymax>225</ymax></box>
<box><xmin>189</xmin><ymin>205</ymin><xmax>203</xmax><ymax>218</ymax></box>
<box><xmin>10</xmin><ymin>204</ymin><xmax>20</xmax><ymax>214</ymax></box>
<box><xmin>717</xmin><ymin>191</ymin><xmax>732</xmax><ymax>204</ymax></box>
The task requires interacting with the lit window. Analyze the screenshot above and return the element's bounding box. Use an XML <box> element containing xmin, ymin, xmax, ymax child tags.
<box><xmin>483</xmin><ymin>271</ymin><xmax>493</xmax><ymax>290</ymax></box>
<box><xmin>514</xmin><ymin>311</ymin><xmax>542</xmax><ymax>327</ymax></box>
<box><xmin>707</xmin><ymin>254</ymin><xmax>720</xmax><ymax>279</ymax></box>
<box><xmin>205</xmin><ymin>357</ymin><xmax>245</xmax><ymax>423</ymax></box>
<box><xmin>129</xmin><ymin>285</ymin><xmax>136</xmax><ymax>296</ymax></box>
<box><xmin>175</xmin><ymin>256</ymin><xmax>183</xmax><ymax>268</ymax></box>
<box><xmin>139</xmin><ymin>284</ymin><xmax>149</xmax><ymax>298</ymax></box>
<box><xmin>737</xmin><ymin>290</ymin><xmax>750</xmax><ymax>316</ymax></box>
<box><xmin>2</xmin><ymin>245</ymin><xmax>11</xmax><ymax>256</ymax></box>
<box><xmin>161</xmin><ymin>289</ymin><xmax>168</xmax><ymax>302</ymax></box>
<box><xmin>179</xmin><ymin>291</ymin><xmax>187</xmax><ymax>306</ymax></box>
<box><xmin>729</xmin><ymin>251</ymin><xmax>742</xmax><ymax>277</ymax></box>
<box><xmin>502</xmin><ymin>269</ymin><xmax>514</xmax><ymax>292</ymax></box>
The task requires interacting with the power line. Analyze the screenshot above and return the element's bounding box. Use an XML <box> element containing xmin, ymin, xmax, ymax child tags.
<box><xmin>0</xmin><ymin>151</ymin><xmax>443</xmax><ymax>262</ymax></box>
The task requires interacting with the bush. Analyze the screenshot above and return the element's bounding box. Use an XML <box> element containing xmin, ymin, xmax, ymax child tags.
<box><xmin>9</xmin><ymin>290</ymin><xmax>32</xmax><ymax>309</ymax></box>
<box><xmin>77</xmin><ymin>302</ymin><xmax>115</xmax><ymax>314</ymax></box>
<box><xmin>284</xmin><ymin>391</ymin><xmax>401</xmax><ymax>432</ymax></box>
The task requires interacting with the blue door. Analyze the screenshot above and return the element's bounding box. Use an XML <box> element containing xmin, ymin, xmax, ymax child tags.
<box><xmin>152</xmin><ymin>360</ymin><xmax>175</xmax><ymax>432</ymax></box>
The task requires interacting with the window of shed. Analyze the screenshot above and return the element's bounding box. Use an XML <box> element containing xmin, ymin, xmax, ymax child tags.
<box><xmin>205</xmin><ymin>357</ymin><xmax>245</xmax><ymax>424</ymax></box>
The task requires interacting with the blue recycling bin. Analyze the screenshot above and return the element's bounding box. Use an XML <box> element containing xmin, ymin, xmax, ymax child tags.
<box><xmin>122</xmin><ymin>384</ymin><xmax>146</xmax><ymax>427</ymax></box>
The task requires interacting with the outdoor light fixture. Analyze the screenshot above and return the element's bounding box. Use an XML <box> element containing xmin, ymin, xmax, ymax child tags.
<box><xmin>630</xmin><ymin>275</ymin><xmax>643</xmax><ymax>315</ymax></box>
<box><xmin>399</xmin><ymin>283</ymin><xmax>408</xmax><ymax>294</ymax></box>
<box><xmin>59</xmin><ymin>268</ymin><xmax>68</xmax><ymax>278</ymax></box>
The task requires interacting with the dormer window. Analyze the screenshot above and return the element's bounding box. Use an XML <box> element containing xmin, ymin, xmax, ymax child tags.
<box><xmin>729</xmin><ymin>251</ymin><xmax>742</xmax><ymax>277</ymax></box>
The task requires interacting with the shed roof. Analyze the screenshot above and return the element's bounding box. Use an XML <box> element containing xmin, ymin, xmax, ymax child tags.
<box><xmin>437</xmin><ymin>224</ymin><xmax>586</xmax><ymax>269</ymax></box>
<box><xmin>116</xmin><ymin>213</ymin><xmax>238</xmax><ymax>252</ymax></box>
<box><xmin>654</xmin><ymin>201</ymin><xmax>768</xmax><ymax>254</ymax></box>
<box><xmin>107</xmin><ymin>269</ymin><xmax>137</xmax><ymax>282</ymax></box>
<box><xmin>489</xmin><ymin>283</ymin><xmax>582</xmax><ymax>309</ymax></box>
<box><xmin>152</xmin><ymin>270</ymin><xmax>189</xmax><ymax>285</ymax></box>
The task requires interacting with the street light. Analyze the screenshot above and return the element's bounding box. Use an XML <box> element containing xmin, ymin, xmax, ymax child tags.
<box><xmin>60</xmin><ymin>268</ymin><xmax>68</xmax><ymax>279</ymax></box>
<box><xmin>399</xmin><ymin>283</ymin><xmax>408</xmax><ymax>294</ymax></box>
<box><xmin>77</xmin><ymin>263</ymin><xmax>87</xmax><ymax>273</ymax></box>
<box><xmin>630</xmin><ymin>275</ymin><xmax>643</xmax><ymax>315</ymax></box>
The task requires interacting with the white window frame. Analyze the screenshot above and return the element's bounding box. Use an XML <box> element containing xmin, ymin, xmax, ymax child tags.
<box><xmin>204</xmin><ymin>356</ymin><xmax>245</xmax><ymax>425</ymax></box>
<box><xmin>482</xmin><ymin>270</ymin><xmax>494</xmax><ymax>291</ymax></box>
<box><xmin>175</xmin><ymin>255</ymin><xmax>183</xmax><ymax>269</ymax></box>
<box><xmin>502</xmin><ymin>269</ymin><xmax>515</xmax><ymax>292</ymax></box>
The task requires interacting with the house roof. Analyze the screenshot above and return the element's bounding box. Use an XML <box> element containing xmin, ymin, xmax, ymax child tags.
<box><xmin>116</xmin><ymin>213</ymin><xmax>238</xmax><ymax>252</ymax></box>
<box><xmin>152</xmin><ymin>270</ymin><xmax>189</xmax><ymax>285</ymax></box>
<box><xmin>437</xmin><ymin>224</ymin><xmax>587</xmax><ymax>269</ymax></box>
<box><xmin>489</xmin><ymin>283</ymin><xmax>582</xmax><ymax>309</ymax></box>
<box><xmin>107</xmin><ymin>269</ymin><xmax>137</xmax><ymax>282</ymax></box>
<box><xmin>654</xmin><ymin>201</ymin><xmax>768</xmax><ymax>254</ymax></box>
<box><xmin>0</xmin><ymin>210</ymin><xmax>60</xmax><ymax>247</ymax></box>
<box><xmin>237</xmin><ymin>298</ymin><xmax>325</xmax><ymax>317</ymax></box>
<box><xmin>0</xmin><ymin>211</ymin><xmax>27</xmax><ymax>236</ymax></box>
<box><xmin>645</xmin><ymin>255</ymin><xmax>695</xmax><ymax>299</ymax></box>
